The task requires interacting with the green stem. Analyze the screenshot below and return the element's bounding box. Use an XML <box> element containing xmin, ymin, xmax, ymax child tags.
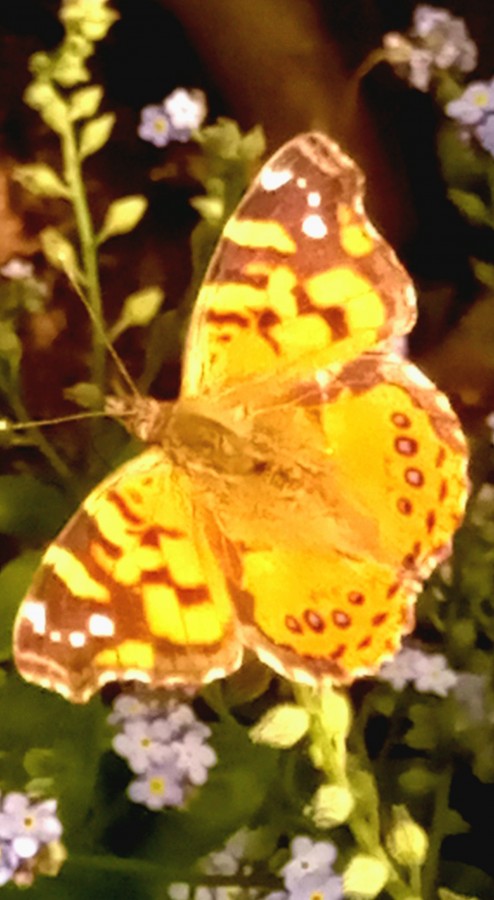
<box><xmin>421</xmin><ymin>765</ymin><xmax>453</xmax><ymax>900</ymax></box>
<box><xmin>61</xmin><ymin>120</ymin><xmax>106</xmax><ymax>391</ymax></box>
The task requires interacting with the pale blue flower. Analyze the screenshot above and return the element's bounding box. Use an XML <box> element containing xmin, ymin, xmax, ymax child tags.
<box><xmin>110</xmin><ymin>695</ymin><xmax>217</xmax><ymax>808</ymax></box>
<box><xmin>112</xmin><ymin>717</ymin><xmax>176</xmax><ymax>774</ymax></box>
<box><xmin>128</xmin><ymin>759</ymin><xmax>185</xmax><ymax>810</ymax></box>
<box><xmin>447</xmin><ymin>80</ymin><xmax>494</xmax><ymax>125</ymax></box>
<box><xmin>107</xmin><ymin>693</ymin><xmax>153</xmax><ymax>725</ymax></box>
<box><xmin>138</xmin><ymin>88</ymin><xmax>207</xmax><ymax>147</ymax></box>
<box><xmin>174</xmin><ymin>730</ymin><xmax>217</xmax><ymax>786</ymax></box>
<box><xmin>0</xmin><ymin>794</ymin><xmax>62</xmax><ymax>860</ymax></box>
<box><xmin>0</xmin><ymin>840</ymin><xmax>19</xmax><ymax>887</ymax></box>
<box><xmin>383</xmin><ymin>5</ymin><xmax>477</xmax><ymax>92</ymax></box>
<box><xmin>290</xmin><ymin>876</ymin><xmax>343</xmax><ymax>900</ymax></box>
<box><xmin>138</xmin><ymin>104</ymin><xmax>175</xmax><ymax>147</ymax></box>
<box><xmin>281</xmin><ymin>837</ymin><xmax>339</xmax><ymax>893</ymax></box>
<box><xmin>475</xmin><ymin>115</ymin><xmax>494</xmax><ymax>155</ymax></box>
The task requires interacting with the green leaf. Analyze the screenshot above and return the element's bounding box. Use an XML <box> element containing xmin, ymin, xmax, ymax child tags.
<box><xmin>23</xmin><ymin>81</ymin><xmax>69</xmax><ymax>134</ymax></box>
<box><xmin>40</xmin><ymin>226</ymin><xmax>83</xmax><ymax>287</ymax></box>
<box><xmin>448</xmin><ymin>189</ymin><xmax>491</xmax><ymax>226</ymax></box>
<box><xmin>64</xmin><ymin>381</ymin><xmax>104</xmax><ymax>410</ymax></box>
<box><xmin>14</xmin><ymin>162</ymin><xmax>69</xmax><ymax>199</ymax></box>
<box><xmin>439</xmin><ymin>890</ymin><xmax>479</xmax><ymax>900</ymax></box>
<box><xmin>79</xmin><ymin>112</ymin><xmax>115</xmax><ymax>160</ymax></box>
<box><xmin>0</xmin><ymin>475</ymin><xmax>70</xmax><ymax>539</ymax></box>
<box><xmin>0</xmin><ymin>325</ymin><xmax>21</xmax><ymax>393</ymax></box>
<box><xmin>471</xmin><ymin>258</ymin><xmax>494</xmax><ymax>289</ymax></box>
<box><xmin>108</xmin><ymin>286</ymin><xmax>164</xmax><ymax>341</ymax></box>
<box><xmin>98</xmin><ymin>195</ymin><xmax>148</xmax><ymax>243</ymax></box>
<box><xmin>249</xmin><ymin>703</ymin><xmax>310</xmax><ymax>748</ymax></box>
<box><xmin>68</xmin><ymin>85</ymin><xmax>103</xmax><ymax>120</ymax></box>
<box><xmin>443</xmin><ymin>808</ymin><xmax>470</xmax><ymax>837</ymax></box>
<box><xmin>0</xmin><ymin>551</ymin><xmax>41</xmax><ymax>660</ymax></box>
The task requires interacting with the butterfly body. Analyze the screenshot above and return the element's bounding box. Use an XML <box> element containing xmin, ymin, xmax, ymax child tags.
<box><xmin>14</xmin><ymin>133</ymin><xmax>469</xmax><ymax>702</ymax></box>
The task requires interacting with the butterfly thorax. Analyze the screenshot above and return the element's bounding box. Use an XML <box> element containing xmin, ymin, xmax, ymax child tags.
<box><xmin>108</xmin><ymin>394</ymin><xmax>264</xmax><ymax>478</ymax></box>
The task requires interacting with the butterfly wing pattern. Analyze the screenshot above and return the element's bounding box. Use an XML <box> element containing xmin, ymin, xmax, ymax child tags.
<box><xmin>14</xmin><ymin>133</ymin><xmax>469</xmax><ymax>701</ymax></box>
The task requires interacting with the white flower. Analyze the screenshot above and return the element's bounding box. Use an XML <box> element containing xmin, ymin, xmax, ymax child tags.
<box><xmin>0</xmin><ymin>258</ymin><xmax>34</xmax><ymax>280</ymax></box>
<box><xmin>282</xmin><ymin>836</ymin><xmax>338</xmax><ymax>891</ymax></box>
<box><xmin>378</xmin><ymin>647</ymin><xmax>425</xmax><ymax>690</ymax></box>
<box><xmin>163</xmin><ymin>88</ymin><xmax>207</xmax><ymax>132</ymax></box>
<box><xmin>413</xmin><ymin>652</ymin><xmax>458</xmax><ymax>696</ymax></box>
<box><xmin>378</xmin><ymin>647</ymin><xmax>458</xmax><ymax>696</ymax></box>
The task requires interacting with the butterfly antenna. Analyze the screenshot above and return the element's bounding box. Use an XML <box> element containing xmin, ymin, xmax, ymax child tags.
<box><xmin>71</xmin><ymin>280</ymin><xmax>141</xmax><ymax>398</ymax></box>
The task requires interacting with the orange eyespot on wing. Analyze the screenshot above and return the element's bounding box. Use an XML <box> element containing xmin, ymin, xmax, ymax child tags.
<box><xmin>221</xmin><ymin>355</ymin><xmax>468</xmax><ymax>683</ymax></box>
<box><xmin>14</xmin><ymin>448</ymin><xmax>242</xmax><ymax>702</ymax></box>
<box><xmin>181</xmin><ymin>133</ymin><xmax>416</xmax><ymax>400</ymax></box>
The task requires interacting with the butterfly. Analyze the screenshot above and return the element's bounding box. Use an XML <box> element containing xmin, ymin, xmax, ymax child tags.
<box><xmin>14</xmin><ymin>133</ymin><xmax>469</xmax><ymax>703</ymax></box>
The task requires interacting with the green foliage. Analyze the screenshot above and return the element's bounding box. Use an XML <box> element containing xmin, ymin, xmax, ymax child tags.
<box><xmin>1</xmin><ymin>1</ymin><xmax>494</xmax><ymax>898</ymax></box>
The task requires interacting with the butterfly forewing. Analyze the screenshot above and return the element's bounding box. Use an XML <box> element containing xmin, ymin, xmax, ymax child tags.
<box><xmin>181</xmin><ymin>133</ymin><xmax>416</xmax><ymax>401</ymax></box>
<box><xmin>14</xmin><ymin>448</ymin><xmax>242</xmax><ymax>701</ymax></box>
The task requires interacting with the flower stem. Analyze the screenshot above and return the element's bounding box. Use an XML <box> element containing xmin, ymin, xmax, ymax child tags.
<box><xmin>421</xmin><ymin>765</ymin><xmax>453</xmax><ymax>900</ymax></box>
<box><xmin>61</xmin><ymin>121</ymin><xmax>106</xmax><ymax>392</ymax></box>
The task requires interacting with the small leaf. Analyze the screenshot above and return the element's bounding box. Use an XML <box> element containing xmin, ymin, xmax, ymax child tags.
<box><xmin>23</xmin><ymin>81</ymin><xmax>69</xmax><ymax>134</ymax></box>
<box><xmin>439</xmin><ymin>889</ymin><xmax>479</xmax><ymax>900</ymax></box>
<box><xmin>14</xmin><ymin>163</ymin><xmax>69</xmax><ymax>199</ymax></box>
<box><xmin>0</xmin><ymin>551</ymin><xmax>41</xmax><ymax>660</ymax></box>
<box><xmin>98</xmin><ymin>195</ymin><xmax>148</xmax><ymax>244</ymax></box>
<box><xmin>108</xmin><ymin>286</ymin><xmax>164</xmax><ymax>341</ymax></box>
<box><xmin>64</xmin><ymin>381</ymin><xmax>104</xmax><ymax>410</ymax></box>
<box><xmin>249</xmin><ymin>703</ymin><xmax>310</xmax><ymax>748</ymax></box>
<box><xmin>40</xmin><ymin>227</ymin><xmax>83</xmax><ymax>287</ymax></box>
<box><xmin>448</xmin><ymin>189</ymin><xmax>490</xmax><ymax>226</ymax></box>
<box><xmin>69</xmin><ymin>85</ymin><xmax>103</xmax><ymax>121</ymax></box>
<box><xmin>79</xmin><ymin>112</ymin><xmax>115</xmax><ymax>160</ymax></box>
<box><xmin>472</xmin><ymin>258</ymin><xmax>494</xmax><ymax>289</ymax></box>
<box><xmin>0</xmin><ymin>325</ymin><xmax>21</xmax><ymax>392</ymax></box>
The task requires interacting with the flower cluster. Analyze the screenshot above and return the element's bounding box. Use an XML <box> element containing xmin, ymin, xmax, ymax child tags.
<box><xmin>110</xmin><ymin>693</ymin><xmax>217</xmax><ymax>810</ymax></box>
<box><xmin>267</xmin><ymin>836</ymin><xmax>343</xmax><ymax>900</ymax></box>
<box><xmin>138</xmin><ymin>88</ymin><xmax>207</xmax><ymax>148</ymax></box>
<box><xmin>383</xmin><ymin>5</ymin><xmax>477</xmax><ymax>92</ymax></box>
<box><xmin>0</xmin><ymin>792</ymin><xmax>63</xmax><ymax>887</ymax></box>
<box><xmin>378</xmin><ymin>646</ymin><xmax>458</xmax><ymax>696</ymax></box>
<box><xmin>446</xmin><ymin>78</ymin><xmax>494</xmax><ymax>155</ymax></box>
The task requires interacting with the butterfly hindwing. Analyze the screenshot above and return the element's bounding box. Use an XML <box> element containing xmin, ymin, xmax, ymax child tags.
<box><xmin>217</xmin><ymin>354</ymin><xmax>468</xmax><ymax>683</ymax></box>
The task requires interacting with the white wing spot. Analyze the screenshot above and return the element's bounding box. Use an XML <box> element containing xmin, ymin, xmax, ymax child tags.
<box><xmin>89</xmin><ymin>613</ymin><xmax>115</xmax><ymax>637</ymax></box>
<box><xmin>260</xmin><ymin>166</ymin><xmax>293</xmax><ymax>191</ymax></box>
<box><xmin>302</xmin><ymin>214</ymin><xmax>328</xmax><ymax>239</ymax></box>
<box><xmin>22</xmin><ymin>600</ymin><xmax>46</xmax><ymax>635</ymax></box>
<box><xmin>296</xmin><ymin>177</ymin><xmax>307</xmax><ymax>188</ymax></box>
<box><xmin>69</xmin><ymin>631</ymin><xmax>86</xmax><ymax>648</ymax></box>
<box><xmin>50</xmin><ymin>631</ymin><xmax>62</xmax><ymax>643</ymax></box>
<box><xmin>307</xmin><ymin>191</ymin><xmax>321</xmax><ymax>207</ymax></box>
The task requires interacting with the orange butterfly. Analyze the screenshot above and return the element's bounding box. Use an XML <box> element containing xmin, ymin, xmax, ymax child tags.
<box><xmin>14</xmin><ymin>133</ymin><xmax>469</xmax><ymax>702</ymax></box>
